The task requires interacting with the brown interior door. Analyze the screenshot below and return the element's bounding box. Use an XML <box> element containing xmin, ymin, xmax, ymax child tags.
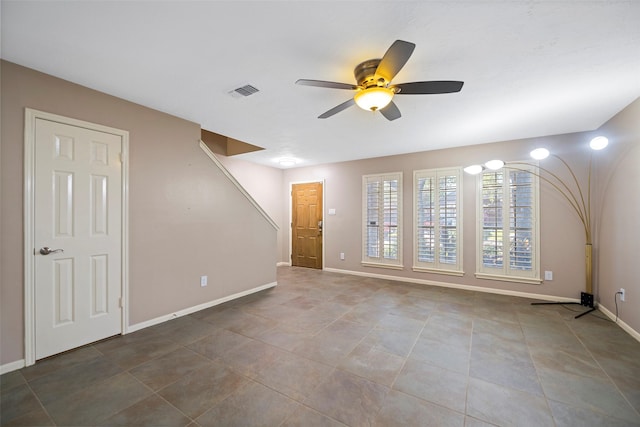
<box><xmin>291</xmin><ymin>182</ymin><xmax>323</xmax><ymax>269</ymax></box>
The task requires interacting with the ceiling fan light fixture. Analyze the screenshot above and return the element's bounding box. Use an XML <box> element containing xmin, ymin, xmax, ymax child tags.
<box><xmin>354</xmin><ymin>86</ymin><xmax>394</xmax><ymax>112</ymax></box>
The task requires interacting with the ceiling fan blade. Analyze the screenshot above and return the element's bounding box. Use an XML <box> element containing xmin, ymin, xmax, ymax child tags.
<box><xmin>318</xmin><ymin>98</ymin><xmax>355</xmax><ymax>119</ymax></box>
<box><xmin>375</xmin><ymin>40</ymin><xmax>416</xmax><ymax>82</ymax></box>
<box><xmin>394</xmin><ymin>81</ymin><xmax>464</xmax><ymax>95</ymax></box>
<box><xmin>380</xmin><ymin>101</ymin><xmax>401</xmax><ymax>121</ymax></box>
<box><xmin>296</xmin><ymin>79</ymin><xmax>358</xmax><ymax>90</ymax></box>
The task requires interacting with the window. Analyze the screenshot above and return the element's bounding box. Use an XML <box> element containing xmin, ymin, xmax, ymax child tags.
<box><xmin>476</xmin><ymin>166</ymin><xmax>540</xmax><ymax>283</ymax></box>
<box><xmin>413</xmin><ymin>168</ymin><xmax>463</xmax><ymax>275</ymax></box>
<box><xmin>362</xmin><ymin>172</ymin><xmax>402</xmax><ymax>269</ymax></box>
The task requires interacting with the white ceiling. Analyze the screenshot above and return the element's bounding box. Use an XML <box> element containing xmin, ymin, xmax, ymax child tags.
<box><xmin>2</xmin><ymin>1</ymin><xmax>639</xmax><ymax>168</ymax></box>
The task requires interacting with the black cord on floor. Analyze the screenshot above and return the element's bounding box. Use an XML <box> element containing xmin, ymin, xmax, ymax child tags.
<box><xmin>614</xmin><ymin>291</ymin><xmax>622</xmax><ymax>322</ymax></box>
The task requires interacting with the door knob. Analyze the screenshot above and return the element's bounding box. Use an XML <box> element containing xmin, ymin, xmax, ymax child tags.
<box><xmin>40</xmin><ymin>247</ymin><xmax>64</xmax><ymax>255</ymax></box>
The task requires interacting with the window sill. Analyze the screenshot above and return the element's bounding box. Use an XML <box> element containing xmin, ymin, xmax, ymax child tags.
<box><xmin>361</xmin><ymin>262</ymin><xmax>404</xmax><ymax>271</ymax></box>
<box><xmin>412</xmin><ymin>267</ymin><xmax>464</xmax><ymax>277</ymax></box>
<box><xmin>475</xmin><ymin>272</ymin><xmax>542</xmax><ymax>285</ymax></box>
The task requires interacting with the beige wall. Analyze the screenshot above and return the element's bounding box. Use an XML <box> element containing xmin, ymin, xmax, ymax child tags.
<box><xmin>0</xmin><ymin>61</ymin><xmax>277</xmax><ymax>366</ymax></box>
<box><xmin>594</xmin><ymin>98</ymin><xmax>640</xmax><ymax>333</ymax></box>
<box><xmin>282</xmin><ymin>134</ymin><xmax>600</xmax><ymax>299</ymax></box>
<box><xmin>216</xmin><ymin>155</ymin><xmax>285</xmax><ymax>261</ymax></box>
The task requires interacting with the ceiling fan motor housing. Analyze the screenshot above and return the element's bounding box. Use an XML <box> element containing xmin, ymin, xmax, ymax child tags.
<box><xmin>354</xmin><ymin>59</ymin><xmax>388</xmax><ymax>89</ymax></box>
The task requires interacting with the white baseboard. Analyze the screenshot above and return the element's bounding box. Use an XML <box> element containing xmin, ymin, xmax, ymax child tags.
<box><xmin>127</xmin><ymin>281</ymin><xmax>277</xmax><ymax>333</ymax></box>
<box><xmin>323</xmin><ymin>267</ymin><xmax>578</xmax><ymax>303</ymax></box>
<box><xmin>597</xmin><ymin>304</ymin><xmax>640</xmax><ymax>343</ymax></box>
<box><xmin>1</xmin><ymin>359</ymin><xmax>25</xmax><ymax>375</ymax></box>
<box><xmin>277</xmin><ymin>262</ymin><xmax>291</xmax><ymax>267</ymax></box>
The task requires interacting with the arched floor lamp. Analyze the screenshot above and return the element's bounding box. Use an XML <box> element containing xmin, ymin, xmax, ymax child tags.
<box><xmin>464</xmin><ymin>136</ymin><xmax>608</xmax><ymax>319</ymax></box>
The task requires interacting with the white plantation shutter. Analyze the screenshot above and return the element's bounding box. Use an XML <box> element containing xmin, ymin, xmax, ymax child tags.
<box><xmin>363</xmin><ymin>173</ymin><xmax>403</xmax><ymax>268</ymax></box>
<box><xmin>477</xmin><ymin>166</ymin><xmax>540</xmax><ymax>283</ymax></box>
<box><xmin>414</xmin><ymin>168</ymin><xmax>462</xmax><ymax>274</ymax></box>
<box><xmin>509</xmin><ymin>171</ymin><xmax>535</xmax><ymax>271</ymax></box>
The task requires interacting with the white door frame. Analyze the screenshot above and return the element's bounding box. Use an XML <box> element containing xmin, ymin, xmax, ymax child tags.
<box><xmin>289</xmin><ymin>179</ymin><xmax>325</xmax><ymax>269</ymax></box>
<box><xmin>23</xmin><ymin>108</ymin><xmax>129</xmax><ymax>366</ymax></box>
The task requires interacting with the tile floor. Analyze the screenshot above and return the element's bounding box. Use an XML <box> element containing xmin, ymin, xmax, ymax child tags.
<box><xmin>1</xmin><ymin>266</ymin><xmax>640</xmax><ymax>426</ymax></box>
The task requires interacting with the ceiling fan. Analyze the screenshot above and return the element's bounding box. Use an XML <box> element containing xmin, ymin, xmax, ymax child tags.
<box><xmin>296</xmin><ymin>40</ymin><xmax>463</xmax><ymax>121</ymax></box>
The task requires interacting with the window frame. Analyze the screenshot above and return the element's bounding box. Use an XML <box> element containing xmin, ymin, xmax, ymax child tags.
<box><xmin>413</xmin><ymin>167</ymin><xmax>464</xmax><ymax>276</ymax></box>
<box><xmin>475</xmin><ymin>164</ymin><xmax>541</xmax><ymax>284</ymax></box>
<box><xmin>362</xmin><ymin>172</ymin><xmax>403</xmax><ymax>270</ymax></box>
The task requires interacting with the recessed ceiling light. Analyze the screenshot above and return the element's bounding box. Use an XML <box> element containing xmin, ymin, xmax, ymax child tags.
<box><xmin>277</xmin><ymin>157</ymin><xmax>299</xmax><ymax>167</ymax></box>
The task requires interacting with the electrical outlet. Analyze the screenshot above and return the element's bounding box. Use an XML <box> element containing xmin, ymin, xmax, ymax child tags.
<box><xmin>340</xmin><ymin>252</ymin><xmax>345</xmax><ymax>260</ymax></box>
<box><xmin>200</xmin><ymin>276</ymin><xmax>208</xmax><ymax>287</ymax></box>
<box><xmin>619</xmin><ymin>288</ymin><xmax>625</xmax><ymax>302</ymax></box>
<box><xmin>544</xmin><ymin>271</ymin><xmax>553</xmax><ymax>281</ymax></box>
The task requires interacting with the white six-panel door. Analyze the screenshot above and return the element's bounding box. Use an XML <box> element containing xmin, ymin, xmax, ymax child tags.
<box><xmin>32</xmin><ymin>116</ymin><xmax>124</xmax><ymax>360</ymax></box>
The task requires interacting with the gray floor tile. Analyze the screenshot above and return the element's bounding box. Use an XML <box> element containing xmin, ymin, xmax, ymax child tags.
<box><xmin>185</xmin><ymin>327</ymin><xmax>252</xmax><ymax>359</ymax></box>
<box><xmin>471</xmin><ymin>331</ymin><xmax>530</xmax><ymax>363</ymax></box>
<box><xmin>281</xmin><ymin>404</ymin><xmax>346</xmax><ymax>427</ymax></box>
<box><xmin>464</xmin><ymin>416</ymin><xmax>498</xmax><ymax>427</ymax></box>
<box><xmin>255</xmin><ymin>351</ymin><xmax>333</xmax><ymax>400</ymax></box>
<box><xmin>360</xmin><ymin>327</ymin><xmax>420</xmax><ymax>357</ymax></box>
<box><xmin>304</xmin><ymin>369</ymin><xmax>390</xmax><ymax>427</ymax></box>
<box><xmin>0</xmin><ymin>370</ymin><xmax>26</xmax><ymax>393</ymax></box>
<box><xmin>338</xmin><ymin>343</ymin><xmax>405</xmax><ymax>386</ymax></box>
<box><xmin>537</xmin><ymin>366</ymin><xmax>640</xmax><ymax>423</ymax></box>
<box><xmin>29</xmin><ymin>356</ymin><xmax>123</xmax><ymax>405</ymax></box>
<box><xmin>219</xmin><ymin>338</ymin><xmax>287</xmax><ymax>378</ymax></box>
<box><xmin>1</xmin><ymin>407</ymin><xmax>54</xmax><ymax>427</ymax></box>
<box><xmin>528</xmin><ymin>345</ymin><xmax>608</xmax><ymax>380</ymax></box>
<box><xmin>548</xmin><ymin>399</ymin><xmax>640</xmax><ymax>427</ymax></box>
<box><xmin>409</xmin><ymin>336</ymin><xmax>471</xmax><ymax>374</ymax></box>
<box><xmin>196</xmin><ymin>380</ymin><xmax>297</xmax><ymax>427</ymax></box>
<box><xmin>155</xmin><ymin>316</ymin><xmax>220</xmax><ymax>346</ymax></box>
<box><xmin>466</xmin><ymin>377</ymin><xmax>555</xmax><ymax>427</ymax></box>
<box><xmin>20</xmin><ymin>345</ymin><xmax>103</xmax><ymax>381</ymax></box>
<box><xmin>96</xmin><ymin>334</ymin><xmax>181</xmax><ymax>370</ymax></box>
<box><xmin>129</xmin><ymin>347</ymin><xmax>213</xmax><ymax>390</ymax></box>
<box><xmin>291</xmin><ymin>321</ymin><xmax>369</xmax><ymax>366</ymax></box>
<box><xmin>472</xmin><ymin>318</ymin><xmax>524</xmax><ymax>341</ymax></box>
<box><xmin>373</xmin><ymin>390</ymin><xmax>465</xmax><ymax>427</ymax></box>
<box><xmin>0</xmin><ymin>383</ymin><xmax>44</xmax><ymax>425</ymax></box>
<box><xmin>393</xmin><ymin>358</ymin><xmax>468</xmax><ymax>413</ymax></box>
<box><xmin>98</xmin><ymin>394</ymin><xmax>191</xmax><ymax>426</ymax></box>
<box><xmin>470</xmin><ymin>349</ymin><xmax>544</xmax><ymax>396</ymax></box>
<box><xmin>254</xmin><ymin>324</ymin><xmax>317</xmax><ymax>351</ymax></box>
<box><xmin>43</xmin><ymin>373</ymin><xmax>151</xmax><ymax>426</ymax></box>
<box><xmin>157</xmin><ymin>361</ymin><xmax>249</xmax><ymax>418</ymax></box>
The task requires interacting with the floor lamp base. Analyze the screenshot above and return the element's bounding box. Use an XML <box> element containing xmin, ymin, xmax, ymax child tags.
<box><xmin>531</xmin><ymin>292</ymin><xmax>597</xmax><ymax>319</ymax></box>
